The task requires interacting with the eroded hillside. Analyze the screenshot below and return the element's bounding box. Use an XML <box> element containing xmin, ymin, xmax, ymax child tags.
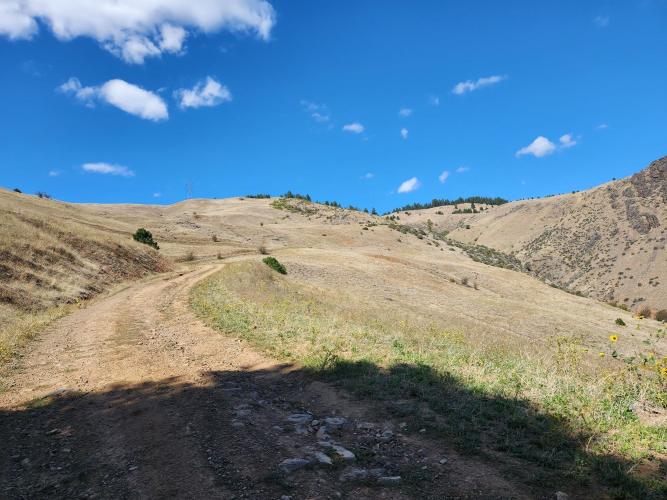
<box><xmin>397</xmin><ymin>156</ymin><xmax>667</xmax><ymax>311</ymax></box>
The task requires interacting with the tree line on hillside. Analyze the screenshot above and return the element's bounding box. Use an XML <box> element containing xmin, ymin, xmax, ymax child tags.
<box><xmin>391</xmin><ymin>196</ymin><xmax>508</xmax><ymax>213</ymax></box>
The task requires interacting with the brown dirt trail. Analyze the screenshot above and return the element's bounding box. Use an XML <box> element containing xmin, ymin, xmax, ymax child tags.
<box><xmin>0</xmin><ymin>261</ymin><xmax>538</xmax><ymax>499</ymax></box>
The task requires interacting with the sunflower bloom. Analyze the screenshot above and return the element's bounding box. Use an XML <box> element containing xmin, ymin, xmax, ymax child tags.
<box><xmin>598</xmin><ymin>352</ymin><xmax>605</xmax><ymax>358</ymax></box>
<box><xmin>609</xmin><ymin>335</ymin><xmax>618</xmax><ymax>342</ymax></box>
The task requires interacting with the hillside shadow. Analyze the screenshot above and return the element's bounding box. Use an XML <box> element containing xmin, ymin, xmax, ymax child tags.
<box><xmin>1</xmin><ymin>363</ymin><xmax>664</xmax><ymax>499</ymax></box>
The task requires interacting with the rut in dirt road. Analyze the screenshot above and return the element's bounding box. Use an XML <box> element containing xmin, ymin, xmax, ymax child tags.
<box><xmin>1</xmin><ymin>262</ymin><xmax>534</xmax><ymax>499</ymax></box>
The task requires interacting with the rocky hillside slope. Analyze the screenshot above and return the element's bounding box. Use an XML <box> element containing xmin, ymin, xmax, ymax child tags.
<box><xmin>399</xmin><ymin>157</ymin><xmax>666</xmax><ymax>311</ymax></box>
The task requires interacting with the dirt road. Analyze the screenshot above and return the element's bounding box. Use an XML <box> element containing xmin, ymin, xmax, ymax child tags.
<box><xmin>0</xmin><ymin>262</ymin><xmax>534</xmax><ymax>499</ymax></box>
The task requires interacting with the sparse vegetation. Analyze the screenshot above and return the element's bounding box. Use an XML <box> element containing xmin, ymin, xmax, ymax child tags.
<box><xmin>656</xmin><ymin>310</ymin><xmax>667</xmax><ymax>323</ymax></box>
<box><xmin>245</xmin><ymin>193</ymin><xmax>271</xmax><ymax>199</ymax></box>
<box><xmin>35</xmin><ymin>191</ymin><xmax>51</xmax><ymax>199</ymax></box>
<box><xmin>191</xmin><ymin>261</ymin><xmax>667</xmax><ymax>499</ymax></box>
<box><xmin>391</xmin><ymin>196</ymin><xmax>508</xmax><ymax>213</ymax></box>
<box><xmin>615</xmin><ymin>318</ymin><xmax>627</xmax><ymax>327</ymax></box>
<box><xmin>258</xmin><ymin>245</ymin><xmax>269</xmax><ymax>255</ymax></box>
<box><xmin>262</xmin><ymin>256</ymin><xmax>286</xmax><ymax>274</ymax></box>
<box><xmin>13</xmin><ymin>188</ymin><xmax>21</xmax><ymax>193</ymax></box>
<box><xmin>133</xmin><ymin>228</ymin><xmax>159</xmax><ymax>250</ymax></box>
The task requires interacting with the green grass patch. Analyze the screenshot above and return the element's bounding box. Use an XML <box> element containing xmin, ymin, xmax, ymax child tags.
<box><xmin>190</xmin><ymin>261</ymin><xmax>667</xmax><ymax>498</ymax></box>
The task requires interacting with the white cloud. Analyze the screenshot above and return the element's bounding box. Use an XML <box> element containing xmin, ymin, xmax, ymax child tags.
<box><xmin>559</xmin><ymin>133</ymin><xmax>577</xmax><ymax>149</ymax></box>
<box><xmin>438</xmin><ymin>170</ymin><xmax>450</xmax><ymax>183</ymax></box>
<box><xmin>398</xmin><ymin>107</ymin><xmax>412</xmax><ymax>117</ymax></box>
<box><xmin>400</xmin><ymin>128</ymin><xmax>408</xmax><ymax>140</ymax></box>
<box><xmin>452</xmin><ymin>74</ymin><xmax>507</xmax><ymax>95</ymax></box>
<box><xmin>594</xmin><ymin>15</ymin><xmax>610</xmax><ymax>27</ymax></box>
<box><xmin>82</xmin><ymin>162</ymin><xmax>135</xmax><ymax>177</ymax></box>
<box><xmin>596</xmin><ymin>123</ymin><xmax>608</xmax><ymax>130</ymax></box>
<box><xmin>361</xmin><ymin>172</ymin><xmax>374</xmax><ymax>180</ymax></box>
<box><xmin>153</xmin><ymin>192</ymin><xmax>162</xmax><ymax>198</ymax></box>
<box><xmin>429</xmin><ymin>95</ymin><xmax>440</xmax><ymax>107</ymax></box>
<box><xmin>0</xmin><ymin>0</ymin><xmax>276</xmax><ymax>63</ymax></box>
<box><xmin>58</xmin><ymin>77</ymin><xmax>97</xmax><ymax>106</ymax></box>
<box><xmin>455</xmin><ymin>166</ymin><xmax>469</xmax><ymax>173</ymax></box>
<box><xmin>159</xmin><ymin>23</ymin><xmax>187</xmax><ymax>53</ymax></box>
<box><xmin>516</xmin><ymin>136</ymin><xmax>557</xmax><ymax>158</ymax></box>
<box><xmin>343</xmin><ymin>122</ymin><xmax>364</xmax><ymax>134</ymax></box>
<box><xmin>397</xmin><ymin>177</ymin><xmax>420</xmax><ymax>193</ymax></box>
<box><xmin>175</xmin><ymin>77</ymin><xmax>231</xmax><ymax>109</ymax></box>
<box><xmin>300</xmin><ymin>100</ymin><xmax>330</xmax><ymax>123</ymax></box>
<box><xmin>59</xmin><ymin>77</ymin><xmax>168</xmax><ymax>121</ymax></box>
<box><xmin>48</xmin><ymin>170</ymin><xmax>60</xmax><ymax>177</ymax></box>
<box><xmin>100</xmin><ymin>80</ymin><xmax>168</xmax><ymax>120</ymax></box>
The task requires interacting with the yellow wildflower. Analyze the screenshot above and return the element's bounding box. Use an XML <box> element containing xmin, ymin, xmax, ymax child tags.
<box><xmin>609</xmin><ymin>335</ymin><xmax>618</xmax><ymax>342</ymax></box>
<box><xmin>598</xmin><ymin>352</ymin><xmax>605</xmax><ymax>358</ymax></box>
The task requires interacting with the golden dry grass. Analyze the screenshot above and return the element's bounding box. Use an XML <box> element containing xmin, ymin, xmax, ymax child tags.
<box><xmin>0</xmin><ymin>189</ymin><xmax>171</xmax><ymax>360</ymax></box>
<box><xmin>192</xmin><ymin>260</ymin><xmax>667</xmax><ymax>498</ymax></box>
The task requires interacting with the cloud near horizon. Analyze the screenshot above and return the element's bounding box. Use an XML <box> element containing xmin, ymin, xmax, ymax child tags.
<box><xmin>175</xmin><ymin>77</ymin><xmax>231</xmax><ymax>109</ymax></box>
<box><xmin>397</xmin><ymin>176</ymin><xmax>420</xmax><ymax>193</ymax></box>
<box><xmin>516</xmin><ymin>133</ymin><xmax>579</xmax><ymax>158</ymax></box>
<box><xmin>438</xmin><ymin>170</ymin><xmax>450</xmax><ymax>183</ymax></box>
<box><xmin>452</xmin><ymin>74</ymin><xmax>507</xmax><ymax>95</ymax></box>
<box><xmin>0</xmin><ymin>0</ymin><xmax>276</xmax><ymax>64</ymax></box>
<box><xmin>59</xmin><ymin>77</ymin><xmax>168</xmax><ymax>121</ymax></box>
<box><xmin>82</xmin><ymin>162</ymin><xmax>135</xmax><ymax>177</ymax></box>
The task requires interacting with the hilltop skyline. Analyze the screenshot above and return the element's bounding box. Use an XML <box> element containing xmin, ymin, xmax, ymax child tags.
<box><xmin>1</xmin><ymin>1</ymin><xmax>666</xmax><ymax>212</ymax></box>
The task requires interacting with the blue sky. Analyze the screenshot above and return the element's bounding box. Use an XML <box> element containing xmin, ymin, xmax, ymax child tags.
<box><xmin>0</xmin><ymin>1</ymin><xmax>665</xmax><ymax>212</ymax></box>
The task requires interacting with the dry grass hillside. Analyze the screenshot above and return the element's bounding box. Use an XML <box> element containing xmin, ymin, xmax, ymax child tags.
<box><xmin>0</xmin><ymin>189</ymin><xmax>171</xmax><ymax>359</ymax></box>
<box><xmin>397</xmin><ymin>156</ymin><xmax>667</xmax><ymax>312</ymax></box>
<box><xmin>1</xmin><ymin>185</ymin><xmax>666</xmax><ymax>497</ymax></box>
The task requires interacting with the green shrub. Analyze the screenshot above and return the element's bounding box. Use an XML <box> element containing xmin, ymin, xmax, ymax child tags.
<box><xmin>655</xmin><ymin>310</ymin><xmax>667</xmax><ymax>323</ymax></box>
<box><xmin>262</xmin><ymin>256</ymin><xmax>286</xmax><ymax>274</ymax></box>
<box><xmin>132</xmin><ymin>228</ymin><xmax>159</xmax><ymax>249</ymax></box>
<box><xmin>13</xmin><ymin>188</ymin><xmax>21</xmax><ymax>193</ymax></box>
<box><xmin>615</xmin><ymin>318</ymin><xmax>626</xmax><ymax>327</ymax></box>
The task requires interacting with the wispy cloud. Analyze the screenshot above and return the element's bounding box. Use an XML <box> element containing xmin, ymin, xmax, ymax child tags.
<box><xmin>397</xmin><ymin>177</ymin><xmax>420</xmax><ymax>193</ymax></box>
<box><xmin>400</xmin><ymin>128</ymin><xmax>409</xmax><ymax>140</ymax></box>
<box><xmin>361</xmin><ymin>172</ymin><xmax>374</xmax><ymax>180</ymax></box>
<box><xmin>559</xmin><ymin>133</ymin><xmax>577</xmax><ymax>149</ymax></box>
<box><xmin>398</xmin><ymin>107</ymin><xmax>412</xmax><ymax>117</ymax></box>
<box><xmin>82</xmin><ymin>162</ymin><xmax>135</xmax><ymax>177</ymax></box>
<box><xmin>438</xmin><ymin>170</ymin><xmax>450</xmax><ymax>183</ymax></box>
<box><xmin>59</xmin><ymin>77</ymin><xmax>168</xmax><ymax>121</ymax></box>
<box><xmin>153</xmin><ymin>192</ymin><xmax>162</xmax><ymax>198</ymax></box>
<box><xmin>594</xmin><ymin>15</ymin><xmax>610</xmax><ymax>27</ymax></box>
<box><xmin>429</xmin><ymin>95</ymin><xmax>440</xmax><ymax>107</ymax></box>
<box><xmin>455</xmin><ymin>166</ymin><xmax>469</xmax><ymax>173</ymax></box>
<box><xmin>342</xmin><ymin>122</ymin><xmax>364</xmax><ymax>134</ymax></box>
<box><xmin>48</xmin><ymin>170</ymin><xmax>60</xmax><ymax>177</ymax></box>
<box><xmin>174</xmin><ymin>77</ymin><xmax>231</xmax><ymax>109</ymax></box>
<box><xmin>595</xmin><ymin>123</ymin><xmax>608</xmax><ymax>131</ymax></box>
<box><xmin>452</xmin><ymin>74</ymin><xmax>507</xmax><ymax>95</ymax></box>
<box><xmin>300</xmin><ymin>100</ymin><xmax>330</xmax><ymax>123</ymax></box>
<box><xmin>0</xmin><ymin>0</ymin><xmax>276</xmax><ymax>64</ymax></box>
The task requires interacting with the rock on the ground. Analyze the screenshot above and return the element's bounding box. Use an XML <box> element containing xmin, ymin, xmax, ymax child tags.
<box><xmin>377</xmin><ymin>476</ymin><xmax>401</xmax><ymax>486</ymax></box>
<box><xmin>324</xmin><ymin>417</ymin><xmax>348</xmax><ymax>429</ymax></box>
<box><xmin>318</xmin><ymin>441</ymin><xmax>356</xmax><ymax>461</ymax></box>
<box><xmin>278</xmin><ymin>458</ymin><xmax>312</xmax><ymax>474</ymax></box>
<box><xmin>286</xmin><ymin>413</ymin><xmax>313</xmax><ymax>425</ymax></box>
